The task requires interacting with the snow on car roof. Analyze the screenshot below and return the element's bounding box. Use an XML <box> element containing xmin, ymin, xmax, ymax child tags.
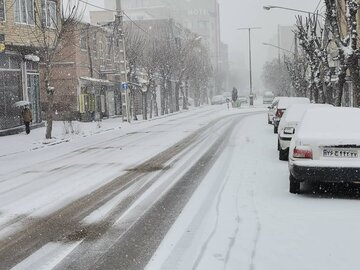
<box><xmin>283</xmin><ymin>104</ymin><xmax>333</xmax><ymax>124</ymax></box>
<box><xmin>297</xmin><ymin>107</ymin><xmax>360</xmax><ymax>140</ymax></box>
<box><xmin>277</xmin><ymin>97</ymin><xmax>310</xmax><ymax>109</ymax></box>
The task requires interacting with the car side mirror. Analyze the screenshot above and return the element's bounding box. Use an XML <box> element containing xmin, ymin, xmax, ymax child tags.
<box><xmin>267</xmin><ymin>106</ymin><xmax>272</xmax><ymax>109</ymax></box>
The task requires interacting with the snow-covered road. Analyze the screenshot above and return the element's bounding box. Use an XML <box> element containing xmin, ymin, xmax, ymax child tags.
<box><xmin>147</xmin><ymin>113</ymin><xmax>360</xmax><ymax>270</ymax></box>
<box><xmin>2</xmin><ymin>107</ymin><xmax>359</xmax><ymax>270</ymax></box>
<box><xmin>0</xmin><ymin>106</ymin><xmax>263</xmax><ymax>269</ymax></box>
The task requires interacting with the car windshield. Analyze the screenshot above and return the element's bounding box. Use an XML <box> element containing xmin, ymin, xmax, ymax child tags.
<box><xmin>1</xmin><ymin>1</ymin><xmax>360</xmax><ymax>270</ymax></box>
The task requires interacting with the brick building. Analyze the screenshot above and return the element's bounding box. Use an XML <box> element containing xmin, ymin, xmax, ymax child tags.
<box><xmin>0</xmin><ymin>0</ymin><xmax>57</xmax><ymax>131</ymax></box>
<box><xmin>44</xmin><ymin>22</ymin><xmax>122</xmax><ymax>121</ymax></box>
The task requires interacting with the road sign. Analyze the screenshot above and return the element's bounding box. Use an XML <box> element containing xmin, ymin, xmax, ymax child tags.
<box><xmin>0</xmin><ymin>43</ymin><xmax>5</xmax><ymax>53</ymax></box>
<box><xmin>121</xmin><ymin>82</ymin><xmax>128</xmax><ymax>90</ymax></box>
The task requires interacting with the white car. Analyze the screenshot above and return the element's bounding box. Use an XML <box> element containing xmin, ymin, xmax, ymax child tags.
<box><xmin>288</xmin><ymin>107</ymin><xmax>360</xmax><ymax>194</ymax></box>
<box><xmin>267</xmin><ymin>97</ymin><xmax>280</xmax><ymax>124</ymax></box>
<box><xmin>278</xmin><ymin>103</ymin><xmax>333</xmax><ymax>161</ymax></box>
<box><xmin>272</xmin><ymin>97</ymin><xmax>310</xmax><ymax>134</ymax></box>
<box><xmin>263</xmin><ymin>91</ymin><xmax>275</xmax><ymax>104</ymax></box>
<box><xmin>211</xmin><ymin>95</ymin><xmax>226</xmax><ymax>105</ymax></box>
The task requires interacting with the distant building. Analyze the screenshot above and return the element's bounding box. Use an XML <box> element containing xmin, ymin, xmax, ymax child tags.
<box><xmin>43</xmin><ymin>22</ymin><xmax>121</xmax><ymax>121</ymax></box>
<box><xmin>91</xmin><ymin>0</ymin><xmax>222</xmax><ymax>92</ymax></box>
<box><xmin>267</xmin><ymin>25</ymin><xmax>295</xmax><ymax>61</ymax></box>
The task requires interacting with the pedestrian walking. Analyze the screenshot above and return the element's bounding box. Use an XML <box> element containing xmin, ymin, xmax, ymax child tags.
<box><xmin>21</xmin><ymin>106</ymin><xmax>32</xmax><ymax>134</ymax></box>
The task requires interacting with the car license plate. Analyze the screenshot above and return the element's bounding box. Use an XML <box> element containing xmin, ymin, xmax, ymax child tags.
<box><xmin>323</xmin><ymin>149</ymin><xmax>358</xmax><ymax>158</ymax></box>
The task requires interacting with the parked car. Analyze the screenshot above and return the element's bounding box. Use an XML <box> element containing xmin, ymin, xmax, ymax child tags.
<box><xmin>278</xmin><ymin>103</ymin><xmax>333</xmax><ymax>161</ymax></box>
<box><xmin>272</xmin><ymin>97</ymin><xmax>310</xmax><ymax>134</ymax></box>
<box><xmin>263</xmin><ymin>91</ymin><xmax>275</xmax><ymax>104</ymax></box>
<box><xmin>238</xmin><ymin>96</ymin><xmax>248</xmax><ymax>104</ymax></box>
<box><xmin>267</xmin><ymin>97</ymin><xmax>280</xmax><ymax>124</ymax></box>
<box><xmin>211</xmin><ymin>95</ymin><xmax>226</xmax><ymax>105</ymax></box>
<box><xmin>288</xmin><ymin>107</ymin><xmax>360</xmax><ymax>194</ymax></box>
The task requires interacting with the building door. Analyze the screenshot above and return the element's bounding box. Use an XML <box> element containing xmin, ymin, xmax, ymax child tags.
<box><xmin>27</xmin><ymin>74</ymin><xmax>40</xmax><ymax>123</ymax></box>
<box><xmin>0</xmin><ymin>71</ymin><xmax>22</xmax><ymax>129</ymax></box>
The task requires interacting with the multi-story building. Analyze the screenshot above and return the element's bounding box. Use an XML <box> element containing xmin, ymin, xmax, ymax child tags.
<box><xmin>91</xmin><ymin>0</ymin><xmax>224</xmax><ymax>94</ymax></box>
<box><xmin>0</xmin><ymin>0</ymin><xmax>57</xmax><ymax>131</ymax></box>
<box><xmin>43</xmin><ymin>22</ymin><xmax>121</xmax><ymax>121</ymax></box>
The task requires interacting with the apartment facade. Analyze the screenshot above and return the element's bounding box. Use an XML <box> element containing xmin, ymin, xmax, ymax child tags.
<box><xmin>44</xmin><ymin>22</ymin><xmax>121</xmax><ymax>121</ymax></box>
<box><xmin>91</xmin><ymin>0</ymin><xmax>224</xmax><ymax>93</ymax></box>
<box><xmin>0</xmin><ymin>0</ymin><xmax>57</xmax><ymax>130</ymax></box>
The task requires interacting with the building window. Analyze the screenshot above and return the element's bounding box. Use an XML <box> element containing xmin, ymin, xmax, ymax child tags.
<box><xmin>14</xmin><ymin>0</ymin><xmax>35</xmax><ymax>25</ymax></box>
<box><xmin>80</xmin><ymin>30</ymin><xmax>87</xmax><ymax>50</ymax></box>
<box><xmin>45</xmin><ymin>0</ymin><xmax>56</xmax><ymax>28</ymax></box>
<box><xmin>93</xmin><ymin>34</ymin><xmax>98</xmax><ymax>59</ymax></box>
<box><xmin>0</xmin><ymin>0</ymin><xmax>5</xmax><ymax>21</ymax></box>
<box><xmin>106</xmin><ymin>37</ymin><xmax>112</xmax><ymax>60</ymax></box>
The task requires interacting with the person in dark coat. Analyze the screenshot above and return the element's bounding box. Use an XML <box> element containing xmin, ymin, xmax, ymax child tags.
<box><xmin>21</xmin><ymin>107</ymin><xmax>32</xmax><ymax>134</ymax></box>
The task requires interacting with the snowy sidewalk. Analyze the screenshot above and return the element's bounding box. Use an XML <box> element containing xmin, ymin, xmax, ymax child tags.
<box><xmin>0</xmin><ymin>105</ymin><xmax>266</xmax><ymax>158</ymax></box>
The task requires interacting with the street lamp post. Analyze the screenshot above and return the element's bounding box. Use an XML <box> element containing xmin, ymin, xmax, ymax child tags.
<box><xmin>262</xmin><ymin>42</ymin><xmax>295</xmax><ymax>55</ymax></box>
<box><xmin>263</xmin><ymin>5</ymin><xmax>325</xmax><ymax>18</ymax></box>
<box><xmin>237</xmin><ymin>27</ymin><xmax>261</xmax><ymax>106</ymax></box>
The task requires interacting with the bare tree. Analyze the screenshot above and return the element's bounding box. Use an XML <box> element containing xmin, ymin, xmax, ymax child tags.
<box><xmin>261</xmin><ymin>59</ymin><xmax>292</xmax><ymax>96</ymax></box>
<box><xmin>284</xmin><ymin>54</ymin><xmax>308</xmax><ymax>97</ymax></box>
<box><xmin>186</xmin><ymin>45</ymin><xmax>213</xmax><ymax>106</ymax></box>
<box><xmin>295</xmin><ymin>14</ymin><xmax>329</xmax><ymax>103</ymax></box>
<box><xmin>325</xmin><ymin>0</ymin><xmax>359</xmax><ymax>106</ymax></box>
<box><xmin>28</xmin><ymin>0</ymin><xmax>84</xmax><ymax>139</ymax></box>
<box><xmin>124</xmin><ymin>23</ymin><xmax>146</xmax><ymax>120</ymax></box>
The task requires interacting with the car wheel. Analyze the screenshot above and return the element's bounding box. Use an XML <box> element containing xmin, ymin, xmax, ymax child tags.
<box><xmin>268</xmin><ymin>116</ymin><xmax>271</xmax><ymax>125</ymax></box>
<box><xmin>289</xmin><ymin>175</ymin><xmax>301</xmax><ymax>194</ymax></box>
<box><xmin>277</xmin><ymin>139</ymin><xmax>280</xmax><ymax>151</ymax></box>
<box><xmin>279</xmin><ymin>148</ymin><xmax>289</xmax><ymax>161</ymax></box>
<box><xmin>274</xmin><ymin>125</ymin><xmax>278</xmax><ymax>134</ymax></box>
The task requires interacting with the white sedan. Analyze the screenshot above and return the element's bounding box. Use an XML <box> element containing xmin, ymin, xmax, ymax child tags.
<box><xmin>288</xmin><ymin>107</ymin><xmax>360</xmax><ymax>194</ymax></box>
<box><xmin>278</xmin><ymin>103</ymin><xmax>333</xmax><ymax>161</ymax></box>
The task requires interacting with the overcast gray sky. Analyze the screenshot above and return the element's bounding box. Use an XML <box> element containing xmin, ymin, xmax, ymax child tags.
<box><xmin>219</xmin><ymin>0</ymin><xmax>324</xmax><ymax>91</ymax></box>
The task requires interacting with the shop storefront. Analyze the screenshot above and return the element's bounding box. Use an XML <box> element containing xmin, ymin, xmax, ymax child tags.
<box><xmin>0</xmin><ymin>54</ymin><xmax>23</xmax><ymax>130</ymax></box>
<box><xmin>0</xmin><ymin>52</ymin><xmax>41</xmax><ymax>130</ymax></box>
<box><xmin>78</xmin><ymin>77</ymin><xmax>116</xmax><ymax>121</ymax></box>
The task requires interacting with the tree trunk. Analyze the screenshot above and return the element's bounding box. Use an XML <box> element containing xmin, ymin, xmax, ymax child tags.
<box><xmin>153</xmin><ymin>90</ymin><xmax>159</xmax><ymax>117</ymax></box>
<box><xmin>131</xmin><ymin>89</ymin><xmax>138</xmax><ymax>121</ymax></box>
<box><xmin>350</xmin><ymin>65</ymin><xmax>360</xmax><ymax>107</ymax></box>
<box><xmin>335</xmin><ymin>70</ymin><xmax>346</xmax><ymax>106</ymax></box>
<box><xmin>181</xmin><ymin>82</ymin><xmax>188</xmax><ymax>110</ymax></box>
<box><xmin>149</xmin><ymin>92</ymin><xmax>153</xmax><ymax>119</ymax></box>
<box><xmin>46</xmin><ymin>93</ymin><xmax>54</xmax><ymax>139</ymax></box>
<box><xmin>45</xmin><ymin>69</ymin><xmax>53</xmax><ymax>139</ymax></box>
<box><xmin>326</xmin><ymin>83</ymin><xmax>334</xmax><ymax>105</ymax></box>
<box><xmin>167</xmin><ymin>78</ymin><xmax>173</xmax><ymax>113</ymax></box>
<box><xmin>185</xmin><ymin>80</ymin><xmax>189</xmax><ymax>107</ymax></box>
<box><xmin>160</xmin><ymin>80</ymin><xmax>166</xmax><ymax>115</ymax></box>
<box><xmin>175</xmin><ymin>81</ymin><xmax>180</xmax><ymax>112</ymax></box>
<box><xmin>142</xmin><ymin>91</ymin><xmax>148</xmax><ymax>120</ymax></box>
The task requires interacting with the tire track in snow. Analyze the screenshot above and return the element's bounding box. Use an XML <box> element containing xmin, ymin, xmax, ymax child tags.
<box><xmin>191</xmin><ymin>174</ymin><xmax>232</xmax><ymax>270</ymax></box>
<box><xmin>249</xmin><ymin>182</ymin><xmax>262</xmax><ymax>270</ymax></box>
<box><xmin>0</xmin><ymin>113</ymin><xmax>242</xmax><ymax>270</ymax></box>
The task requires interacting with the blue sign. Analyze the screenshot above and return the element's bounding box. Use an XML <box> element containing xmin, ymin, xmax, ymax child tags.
<box><xmin>121</xmin><ymin>83</ymin><xmax>128</xmax><ymax>90</ymax></box>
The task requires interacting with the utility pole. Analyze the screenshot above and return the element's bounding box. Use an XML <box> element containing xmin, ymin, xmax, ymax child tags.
<box><xmin>277</xmin><ymin>24</ymin><xmax>281</xmax><ymax>65</ymax></box>
<box><xmin>237</xmin><ymin>27</ymin><xmax>261</xmax><ymax>106</ymax></box>
<box><xmin>115</xmin><ymin>0</ymin><xmax>130</xmax><ymax>122</ymax></box>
